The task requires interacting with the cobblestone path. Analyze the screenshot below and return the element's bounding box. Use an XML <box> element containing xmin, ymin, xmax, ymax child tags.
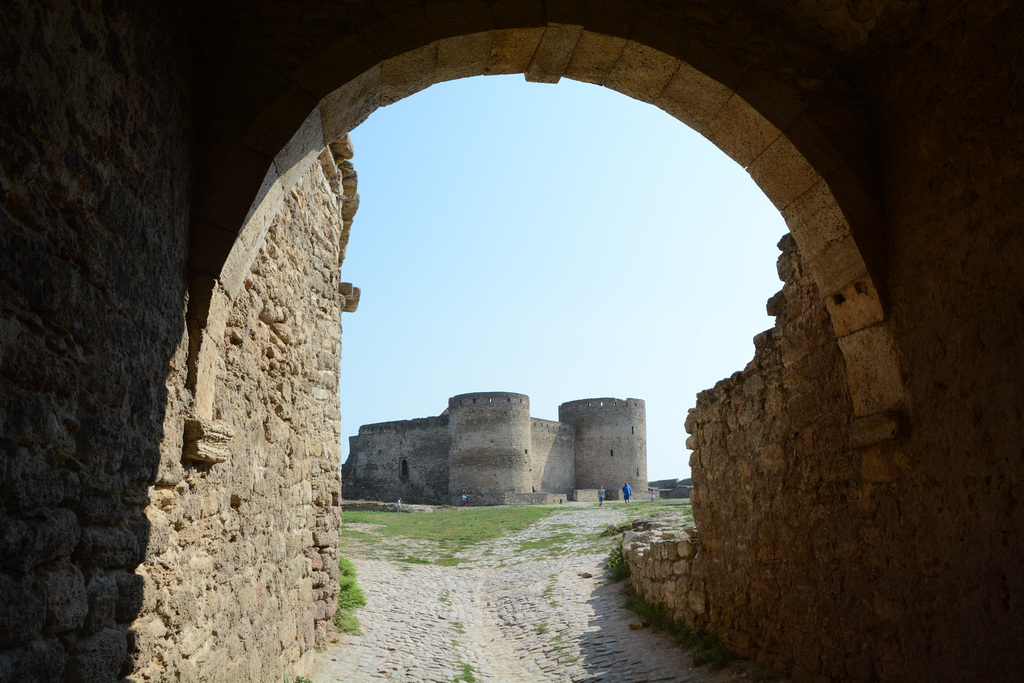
<box><xmin>315</xmin><ymin>504</ymin><xmax>763</xmax><ymax>683</ymax></box>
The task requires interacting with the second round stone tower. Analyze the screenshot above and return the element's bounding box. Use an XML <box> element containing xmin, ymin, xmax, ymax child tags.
<box><xmin>448</xmin><ymin>392</ymin><xmax>532</xmax><ymax>499</ymax></box>
<box><xmin>559</xmin><ymin>398</ymin><xmax>647</xmax><ymax>494</ymax></box>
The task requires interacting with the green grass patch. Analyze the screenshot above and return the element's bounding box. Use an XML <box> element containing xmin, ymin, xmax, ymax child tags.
<box><xmin>605</xmin><ymin>544</ymin><xmax>630</xmax><ymax>582</ymax></box>
<box><xmin>623</xmin><ymin>586</ymin><xmax>732</xmax><ymax>669</ymax></box>
<box><xmin>452</xmin><ymin>661</ymin><xmax>476</xmax><ymax>683</ymax></box>
<box><xmin>333</xmin><ymin>556</ymin><xmax>367</xmax><ymax>634</ymax></box>
<box><xmin>517</xmin><ymin>532</ymin><xmax>574</xmax><ymax>553</ymax></box>
<box><xmin>343</xmin><ymin>506</ymin><xmax>561</xmax><ymax>564</ymax></box>
<box><xmin>395</xmin><ymin>555</ymin><xmax>432</xmax><ymax>564</ymax></box>
<box><xmin>451</xmin><ymin>621</ymin><xmax>466</xmax><ymax>634</ymax></box>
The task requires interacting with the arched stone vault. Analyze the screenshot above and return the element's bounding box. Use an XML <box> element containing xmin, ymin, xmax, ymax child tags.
<box><xmin>187</xmin><ymin>16</ymin><xmax>905</xmax><ymax>434</ymax></box>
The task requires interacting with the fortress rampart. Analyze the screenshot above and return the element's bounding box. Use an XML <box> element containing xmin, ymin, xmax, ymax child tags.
<box><xmin>343</xmin><ymin>394</ymin><xmax>646</xmax><ymax>504</ymax></box>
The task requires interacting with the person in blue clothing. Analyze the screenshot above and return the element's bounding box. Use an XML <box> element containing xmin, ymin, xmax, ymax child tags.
<box><xmin>622</xmin><ymin>483</ymin><xmax>631</xmax><ymax>506</ymax></box>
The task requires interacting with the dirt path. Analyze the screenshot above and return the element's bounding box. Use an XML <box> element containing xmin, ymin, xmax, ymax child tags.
<box><xmin>315</xmin><ymin>504</ymin><xmax>771</xmax><ymax>682</ymax></box>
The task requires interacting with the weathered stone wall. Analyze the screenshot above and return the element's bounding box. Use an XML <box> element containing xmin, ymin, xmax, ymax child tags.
<box><xmin>529</xmin><ymin>419</ymin><xmax>575</xmax><ymax>494</ymax></box>
<box><xmin>870</xmin><ymin>7</ymin><xmax>1024</xmax><ymax>681</ymax></box>
<box><xmin>677</xmin><ymin>234</ymin><xmax>858</xmax><ymax>679</ymax></box>
<box><xmin>623</xmin><ymin>520</ymin><xmax>700</xmax><ymax>617</ymax></box>
<box><xmin>129</xmin><ymin>146</ymin><xmax>355</xmax><ymax>681</ymax></box>
<box><xmin>342</xmin><ymin>418</ymin><xmax>450</xmax><ymax>505</ymax></box>
<box><xmin>0</xmin><ymin>3</ymin><xmax>191</xmax><ymax>680</ymax></box>
<box><xmin>560</xmin><ymin>399</ymin><xmax>647</xmax><ymax>492</ymax></box>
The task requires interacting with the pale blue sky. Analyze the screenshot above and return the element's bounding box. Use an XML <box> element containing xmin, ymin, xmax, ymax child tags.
<box><xmin>339</xmin><ymin>75</ymin><xmax>787</xmax><ymax>481</ymax></box>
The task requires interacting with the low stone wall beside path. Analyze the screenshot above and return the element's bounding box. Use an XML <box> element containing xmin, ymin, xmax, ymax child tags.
<box><xmin>621</xmin><ymin>520</ymin><xmax>705</xmax><ymax>625</ymax></box>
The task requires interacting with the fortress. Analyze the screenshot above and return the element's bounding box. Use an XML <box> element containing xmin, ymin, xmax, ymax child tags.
<box><xmin>342</xmin><ymin>393</ymin><xmax>647</xmax><ymax>505</ymax></box>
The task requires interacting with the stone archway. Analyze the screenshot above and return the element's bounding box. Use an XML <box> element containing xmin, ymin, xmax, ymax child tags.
<box><xmin>188</xmin><ymin>22</ymin><xmax>905</xmax><ymax>442</ymax></box>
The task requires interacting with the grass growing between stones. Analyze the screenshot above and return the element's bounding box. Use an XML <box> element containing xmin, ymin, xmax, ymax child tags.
<box><xmin>341</xmin><ymin>505</ymin><xmax>561</xmax><ymax>564</ymax></box>
<box><xmin>333</xmin><ymin>556</ymin><xmax>367</xmax><ymax>634</ymax></box>
<box><xmin>605</xmin><ymin>544</ymin><xmax>630</xmax><ymax>582</ymax></box>
<box><xmin>452</xmin><ymin>661</ymin><xmax>476</xmax><ymax>683</ymax></box>
<box><xmin>622</xmin><ymin>585</ymin><xmax>733</xmax><ymax>669</ymax></box>
<box><xmin>518</xmin><ymin>531</ymin><xmax>574</xmax><ymax>554</ymax></box>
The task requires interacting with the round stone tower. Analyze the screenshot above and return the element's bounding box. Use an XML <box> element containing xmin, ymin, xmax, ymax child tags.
<box><xmin>558</xmin><ymin>398</ymin><xmax>647</xmax><ymax>493</ymax></box>
<box><xmin>447</xmin><ymin>392</ymin><xmax>532</xmax><ymax>499</ymax></box>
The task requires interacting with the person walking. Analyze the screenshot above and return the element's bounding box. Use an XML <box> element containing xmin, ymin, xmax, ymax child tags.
<box><xmin>598</xmin><ymin>486</ymin><xmax>605</xmax><ymax>507</ymax></box>
<box><xmin>622</xmin><ymin>483</ymin><xmax>631</xmax><ymax>506</ymax></box>
<box><xmin>396</xmin><ymin>498</ymin><xmax>402</xmax><ymax>512</ymax></box>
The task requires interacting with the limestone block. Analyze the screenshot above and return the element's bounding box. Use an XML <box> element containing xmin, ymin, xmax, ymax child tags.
<box><xmin>341</xmin><ymin>284</ymin><xmax>361</xmax><ymax>313</ymax></box>
<box><xmin>837</xmin><ymin>325</ymin><xmax>905</xmax><ymax>416</ymax></box>
<box><xmin>83</xmin><ymin>572</ymin><xmax>118</xmax><ymax>635</ymax></box>
<box><xmin>13</xmin><ymin>508</ymin><xmax>80</xmax><ymax>573</ymax></box>
<box><xmin>653</xmin><ymin>60</ymin><xmax>733</xmax><ymax>133</ymax></box>
<box><xmin>0</xmin><ymin>637</ymin><xmax>66</xmax><ymax>681</ymax></box>
<box><xmin>65</xmin><ymin>627</ymin><xmax>126</xmax><ymax>683</ymax></box>
<box><xmin>0</xmin><ymin>573</ymin><xmax>46</xmax><ymax>648</ymax></box>
<box><xmin>850</xmin><ymin>411</ymin><xmax>903</xmax><ymax>449</ymax></box>
<box><xmin>35</xmin><ymin>560</ymin><xmax>88</xmax><ymax>633</ymax></box>
<box><xmin>703</xmin><ymin>94</ymin><xmax>781</xmax><ymax>168</ymax></box>
<box><xmin>2</xmin><ymin>444</ymin><xmax>63</xmax><ymax>512</ymax></box>
<box><xmin>341</xmin><ymin>192</ymin><xmax>360</xmax><ymax>220</ymax></box>
<box><xmin>563</xmin><ymin>31</ymin><xmax>627</xmax><ymax>85</ymax></box>
<box><xmin>183</xmin><ymin>418</ymin><xmax>235</xmax><ymax>465</ymax></box>
<box><xmin>339</xmin><ymin>161</ymin><xmax>358</xmax><ymax>197</ymax></box>
<box><xmin>243</xmin><ymin>84</ymin><xmax>320</xmax><ymax>161</ymax></box>
<box><xmin>824</xmin><ymin>276</ymin><xmax>885</xmax><ymax>337</ymax></box>
<box><xmin>484</xmin><ymin>28</ymin><xmax>545</xmax><ymax>75</ymax></box>
<box><xmin>382</xmin><ymin>42</ymin><xmax>438</xmax><ymax>106</ymax></box>
<box><xmin>273</xmin><ymin>104</ymin><xmax>325</xmax><ymax>198</ymax></box>
<box><xmin>781</xmin><ymin>177</ymin><xmax>850</xmax><ymax>264</ymax></box>
<box><xmin>76</xmin><ymin>528</ymin><xmax>138</xmax><ymax>568</ymax></box>
<box><xmin>329</xmin><ymin>135</ymin><xmax>354</xmax><ymax>161</ymax></box>
<box><xmin>604</xmin><ymin>41</ymin><xmax>680</xmax><ymax>103</ymax></box>
<box><xmin>805</xmin><ymin>235</ymin><xmax>870</xmax><ymax>297</ymax></box>
<box><xmin>114</xmin><ymin>571</ymin><xmax>145</xmax><ymax>624</ymax></box>
<box><xmin>437</xmin><ymin>32</ymin><xmax>494</xmax><ymax>83</ymax></box>
<box><xmin>320</xmin><ymin>66</ymin><xmax>382</xmax><ymax>144</ymax></box>
<box><xmin>747</xmin><ymin>134</ymin><xmax>821</xmax><ymax>211</ymax></box>
<box><xmin>525</xmin><ymin>24</ymin><xmax>583</xmax><ymax>84</ymax></box>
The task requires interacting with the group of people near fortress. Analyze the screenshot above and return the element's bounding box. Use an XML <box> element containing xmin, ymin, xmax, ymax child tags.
<box><xmin>596</xmin><ymin>483</ymin><xmax>636</xmax><ymax>506</ymax></box>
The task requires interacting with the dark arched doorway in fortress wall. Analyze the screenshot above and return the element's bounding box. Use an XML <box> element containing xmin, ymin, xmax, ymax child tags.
<box><xmin>184</xmin><ymin>3</ymin><xmax>1024</xmax><ymax>680</ymax></box>
<box><xmin>2</xmin><ymin>2</ymin><xmax>1022</xmax><ymax>681</ymax></box>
